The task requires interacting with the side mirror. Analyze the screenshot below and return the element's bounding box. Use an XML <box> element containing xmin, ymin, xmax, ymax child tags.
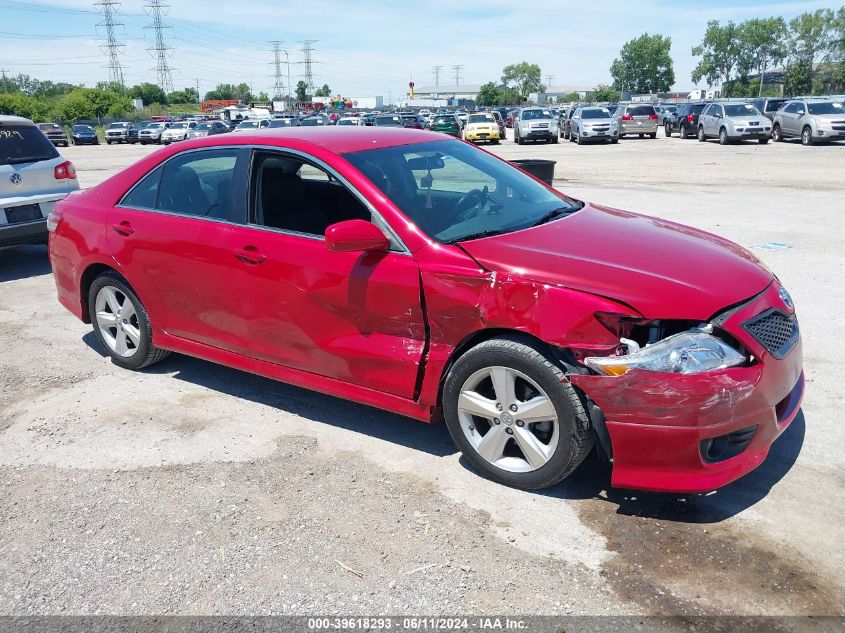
<box><xmin>325</xmin><ymin>220</ymin><xmax>389</xmax><ymax>253</ymax></box>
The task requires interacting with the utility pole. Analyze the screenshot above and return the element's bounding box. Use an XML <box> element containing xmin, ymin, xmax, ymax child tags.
<box><xmin>452</xmin><ymin>64</ymin><xmax>463</xmax><ymax>86</ymax></box>
<box><xmin>195</xmin><ymin>78</ymin><xmax>200</xmax><ymax>103</ymax></box>
<box><xmin>432</xmin><ymin>65</ymin><xmax>443</xmax><ymax>86</ymax></box>
<box><xmin>270</xmin><ymin>41</ymin><xmax>286</xmax><ymax>102</ymax></box>
<box><xmin>144</xmin><ymin>0</ymin><xmax>174</xmax><ymax>93</ymax></box>
<box><xmin>285</xmin><ymin>49</ymin><xmax>291</xmax><ymax>108</ymax></box>
<box><xmin>94</xmin><ymin>0</ymin><xmax>125</xmax><ymax>88</ymax></box>
<box><xmin>299</xmin><ymin>40</ymin><xmax>317</xmax><ymax>96</ymax></box>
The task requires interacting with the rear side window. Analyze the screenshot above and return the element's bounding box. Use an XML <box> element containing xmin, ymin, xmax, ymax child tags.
<box><xmin>120</xmin><ymin>149</ymin><xmax>242</xmax><ymax>222</ymax></box>
<box><xmin>0</xmin><ymin>125</ymin><xmax>60</xmax><ymax>165</ymax></box>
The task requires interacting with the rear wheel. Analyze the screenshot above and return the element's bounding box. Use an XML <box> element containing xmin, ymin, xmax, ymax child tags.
<box><xmin>87</xmin><ymin>272</ymin><xmax>170</xmax><ymax>371</ymax></box>
<box><xmin>443</xmin><ymin>336</ymin><xmax>594</xmax><ymax>490</ymax></box>
<box><xmin>664</xmin><ymin>122</ymin><xmax>672</xmax><ymax>137</ymax></box>
<box><xmin>801</xmin><ymin>126</ymin><xmax>814</xmax><ymax>146</ymax></box>
<box><xmin>551</xmin><ymin>134</ymin><xmax>559</xmax><ymax>144</ymax></box>
<box><xmin>698</xmin><ymin>126</ymin><xmax>706</xmax><ymax>142</ymax></box>
<box><xmin>719</xmin><ymin>127</ymin><xmax>729</xmax><ymax>145</ymax></box>
<box><xmin>772</xmin><ymin>124</ymin><xmax>783</xmax><ymax>142</ymax></box>
<box><xmin>649</xmin><ymin>132</ymin><xmax>657</xmax><ymax>139</ymax></box>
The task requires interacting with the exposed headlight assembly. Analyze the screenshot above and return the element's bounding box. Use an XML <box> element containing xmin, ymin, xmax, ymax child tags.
<box><xmin>585</xmin><ymin>331</ymin><xmax>746</xmax><ymax>376</ymax></box>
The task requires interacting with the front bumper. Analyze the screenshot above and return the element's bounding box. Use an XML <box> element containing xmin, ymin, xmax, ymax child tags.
<box><xmin>72</xmin><ymin>136</ymin><xmax>98</xmax><ymax>144</ymax></box>
<box><xmin>570</xmin><ymin>282</ymin><xmax>804</xmax><ymax>493</ymax></box>
<box><xmin>464</xmin><ymin>129</ymin><xmax>501</xmax><ymax>142</ymax></box>
<box><xmin>580</xmin><ymin>128</ymin><xmax>618</xmax><ymax>140</ymax></box>
<box><xmin>521</xmin><ymin>128</ymin><xmax>555</xmax><ymax>140</ymax></box>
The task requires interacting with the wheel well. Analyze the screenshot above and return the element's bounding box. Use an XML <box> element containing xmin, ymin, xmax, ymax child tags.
<box><xmin>79</xmin><ymin>263</ymin><xmax>118</xmax><ymax>323</ymax></box>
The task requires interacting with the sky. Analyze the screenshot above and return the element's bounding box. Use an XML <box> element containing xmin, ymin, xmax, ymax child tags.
<box><xmin>1</xmin><ymin>0</ymin><xmax>842</xmax><ymax>99</ymax></box>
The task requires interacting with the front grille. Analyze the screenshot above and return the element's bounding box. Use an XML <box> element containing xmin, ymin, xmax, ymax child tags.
<box><xmin>741</xmin><ymin>309</ymin><xmax>799</xmax><ymax>359</ymax></box>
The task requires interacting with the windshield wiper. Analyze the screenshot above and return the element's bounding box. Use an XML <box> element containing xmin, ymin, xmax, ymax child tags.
<box><xmin>7</xmin><ymin>155</ymin><xmax>51</xmax><ymax>165</ymax></box>
<box><xmin>532</xmin><ymin>206</ymin><xmax>575</xmax><ymax>227</ymax></box>
<box><xmin>448</xmin><ymin>228</ymin><xmax>512</xmax><ymax>243</ymax></box>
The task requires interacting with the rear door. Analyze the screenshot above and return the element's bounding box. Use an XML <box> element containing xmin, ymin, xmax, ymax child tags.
<box><xmin>107</xmin><ymin>147</ymin><xmax>249</xmax><ymax>348</ymax></box>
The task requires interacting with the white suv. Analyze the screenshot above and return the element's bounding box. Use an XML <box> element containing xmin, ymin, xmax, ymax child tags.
<box><xmin>1</xmin><ymin>115</ymin><xmax>80</xmax><ymax>246</ymax></box>
<box><xmin>160</xmin><ymin>121</ymin><xmax>199</xmax><ymax>144</ymax></box>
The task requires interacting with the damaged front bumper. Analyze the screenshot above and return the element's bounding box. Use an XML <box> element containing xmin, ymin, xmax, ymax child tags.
<box><xmin>570</xmin><ymin>283</ymin><xmax>804</xmax><ymax>493</ymax></box>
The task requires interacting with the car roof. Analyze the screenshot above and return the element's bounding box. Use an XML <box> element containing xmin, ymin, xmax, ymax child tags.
<box><xmin>0</xmin><ymin>115</ymin><xmax>35</xmax><ymax>126</ymax></box>
<box><xmin>178</xmin><ymin>127</ymin><xmax>446</xmax><ymax>154</ymax></box>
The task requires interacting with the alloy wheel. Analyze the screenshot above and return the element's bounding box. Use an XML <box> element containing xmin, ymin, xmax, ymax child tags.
<box><xmin>94</xmin><ymin>286</ymin><xmax>141</xmax><ymax>358</ymax></box>
<box><xmin>457</xmin><ymin>366</ymin><xmax>559</xmax><ymax>473</ymax></box>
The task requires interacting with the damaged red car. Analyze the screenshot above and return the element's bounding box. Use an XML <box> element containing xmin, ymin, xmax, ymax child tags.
<box><xmin>48</xmin><ymin>128</ymin><xmax>803</xmax><ymax>493</ymax></box>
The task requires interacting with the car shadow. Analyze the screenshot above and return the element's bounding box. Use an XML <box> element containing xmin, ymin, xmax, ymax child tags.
<box><xmin>0</xmin><ymin>244</ymin><xmax>51</xmax><ymax>282</ymax></box>
<box><xmin>81</xmin><ymin>336</ymin><xmax>457</xmax><ymax>458</ymax></box>
<box><xmin>529</xmin><ymin>410</ymin><xmax>806</xmax><ymax>523</ymax></box>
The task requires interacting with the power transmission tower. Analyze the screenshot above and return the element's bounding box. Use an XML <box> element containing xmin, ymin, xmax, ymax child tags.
<box><xmin>94</xmin><ymin>0</ymin><xmax>125</xmax><ymax>87</ymax></box>
<box><xmin>432</xmin><ymin>65</ymin><xmax>443</xmax><ymax>86</ymax></box>
<box><xmin>144</xmin><ymin>0</ymin><xmax>174</xmax><ymax>93</ymax></box>
<box><xmin>270</xmin><ymin>41</ymin><xmax>286</xmax><ymax>101</ymax></box>
<box><xmin>545</xmin><ymin>75</ymin><xmax>554</xmax><ymax>88</ymax></box>
<box><xmin>452</xmin><ymin>64</ymin><xmax>463</xmax><ymax>86</ymax></box>
<box><xmin>299</xmin><ymin>40</ymin><xmax>318</xmax><ymax>96</ymax></box>
<box><xmin>195</xmin><ymin>78</ymin><xmax>200</xmax><ymax>102</ymax></box>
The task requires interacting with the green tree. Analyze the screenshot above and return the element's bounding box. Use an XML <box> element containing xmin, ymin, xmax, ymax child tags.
<box><xmin>501</xmin><ymin>62</ymin><xmax>544</xmax><ymax>98</ymax></box>
<box><xmin>738</xmin><ymin>17</ymin><xmax>789</xmax><ymax>97</ymax></box>
<box><xmin>234</xmin><ymin>83</ymin><xmax>253</xmax><ymax>103</ymax></box>
<box><xmin>257</xmin><ymin>90</ymin><xmax>270</xmax><ymax>101</ymax></box>
<box><xmin>476</xmin><ymin>82</ymin><xmax>502</xmax><ymax>106</ymax></box>
<box><xmin>691</xmin><ymin>20</ymin><xmax>745</xmax><ymax>96</ymax></box>
<box><xmin>610</xmin><ymin>33</ymin><xmax>674</xmax><ymax>94</ymax></box>
<box><xmin>55</xmin><ymin>88</ymin><xmax>132</xmax><ymax>124</ymax></box>
<box><xmin>495</xmin><ymin>88</ymin><xmax>522</xmax><ymax>106</ymax></box>
<box><xmin>0</xmin><ymin>92</ymin><xmax>49</xmax><ymax>120</ymax></box>
<box><xmin>167</xmin><ymin>87</ymin><xmax>199</xmax><ymax>103</ymax></box>
<box><xmin>204</xmin><ymin>84</ymin><xmax>235</xmax><ymax>100</ymax></box>
<box><xmin>591</xmin><ymin>85</ymin><xmax>618</xmax><ymax>102</ymax></box>
<box><xmin>832</xmin><ymin>7</ymin><xmax>845</xmax><ymax>88</ymax></box>
<box><xmin>558</xmin><ymin>91</ymin><xmax>582</xmax><ymax>103</ymax></box>
<box><xmin>128</xmin><ymin>82</ymin><xmax>167</xmax><ymax>106</ymax></box>
<box><xmin>313</xmin><ymin>84</ymin><xmax>331</xmax><ymax>97</ymax></box>
<box><xmin>295</xmin><ymin>80</ymin><xmax>309</xmax><ymax>102</ymax></box>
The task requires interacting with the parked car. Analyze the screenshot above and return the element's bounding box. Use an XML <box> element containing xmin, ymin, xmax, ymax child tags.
<box><xmin>336</xmin><ymin>117</ymin><xmax>362</xmax><ymax>126</ymax></box>
<box><xmin>266</xmin><ymin>120</ymin><xmax>295</xmax><ymax>129</ymax></box>
<box><xmin>463</xmin><ymin>113</ymin><xmax>501</xmax><ymax>144</ymax></box>
<box><xmin>47</xmin><ymin>127</ymin><xmax>803</xmax><ymax>494</ymax></box>
<box><xmin>105</xmin><ymin>122</ymin><xmax>139</xmax><ymax>145</ymax></box>
<box><xmin>655</xmin><ymin>104</ymin><xmax>677</xmax><ymax>125</ymax></box>
<box><xmin>613</xmin><ymin>104</ymin><xmax>658</xmax><ymax>139</ymax></box>
<box><xmin>374</xmin><ymin>114</ymin><xmax>403</xmax><ymax>127</ymax></box>
<box><xmin>772</xmin><ymin>99</ymin><xmax>845</xmax><ymax>145</ymax></box>
<box><xmin>70</xmin><ymin>124</ymin><xmax>99</xmax><ymax>146</ymax></box>
<box><xmin>161</xmin><ymin>121</ymin><xmax>199</xmax><ymax>144</ymax></box>
<box><xmin>138</xmin><ymin>122</ymin><xmax>170</xmax><ymax>145</ymax></box>
<box><xmin>188</xmin><ymin>120</ymin><xmax>230</xmax><ymax>138</ymax></box>
<box><xmin>664</xmin><ymin>103</ymin><xmax>709</xmax><ymax>138</ymax></box>
<box><xmin>1</xmin><ymin>115</ymin><xmax>79</xmax><ymax>247</ymax></box>
<box><xmin>299</xmin><ymin>115</ymin><xmax>329</xmax><ymax>127</ymax></box>
<box><xmin>504</xmin><ymin>110</ymin><xmax>517</xmax><ymax>128</ymax></box>
<box><xmin>454</xmin><ymin>109</ymin><xmax>469</xmax><ymax>125</ymax></box>
<box><xmin>560</xmin><ymin>107</ymin><xmax>578</xmax><ymax>139</ymax></box>
<box><xmin>491</xmin><ymin>111</ymin><xmax>506</xmax><ymax>138</ymax></box>
<box><xmin>697</xmin><ymin>102</ymin><xmax>771</xmax><ymax>144</ymax></box>
<box><xmin>513</xmin><ymin>108</ymin><xmax>559</xmax><ymax>144</ymax></box>
<box><xmin>749</xmin><ymin>98</ymin><xmax>788</xmax><ymax>122</ymax></box>
<box><xmin>233</xmin><ymin>119</ymin><xmax>271</xmax><ymax>133</ymax></box>
<box><xmin>36</xmin><ymin>123</ymin><xmax>69</xmax><ymax>147</ymax></box>
<box><xmin>429</xmin><ymin>115</ymin><xmax>462</xmax><ymax>137</ymax></box>
<box><xmin>400</xmin><ymin>114</ymin><xmax>424</xmax><ymax>130</ymax></box>
<box><xmin>568</xmin><ymin>107</ymin><xmax>619</xmax><ymax>144</ymax></box>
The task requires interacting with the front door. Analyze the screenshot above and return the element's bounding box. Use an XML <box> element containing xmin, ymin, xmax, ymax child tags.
<box><xmin>224</xmin><ymin>151</ymin><xmax>426</xmax><ymax>399</ymax></box>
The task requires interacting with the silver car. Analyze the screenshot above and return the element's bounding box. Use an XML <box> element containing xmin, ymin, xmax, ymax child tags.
<box><xmin>697</xmin><ymin>102</ymin><xmax>771</xmax><ymax>144</ymax></box>
<box><xmin>568</xmin><ymin>107</ymin><xmax>619</xmax><ymax>144</ymax></box>
<box><xmin>1</xmin><ymin>115</ymin><xmax>80</xmax><ymax>247</ymax></box>
<box><xmin>772</xmin><ymin>99</ymin><xmax>845</xmax><ymax>145</ymax></box>
<box><xmin>613</xmin><ymin>104</ymin><xmax>659</xmax><ymax>138</ymax></box>
<box><xmin>138</xmin><ymin>122</ymin><xmax>170</xmax><ymax>145</ymax></box>
<box><xmin>514</xmin><ymin>108</ymin><xmax>559</xmax><ymax>144</ymax></box>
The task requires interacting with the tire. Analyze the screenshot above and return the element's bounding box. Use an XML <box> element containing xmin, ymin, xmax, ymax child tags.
<box><xmin>801</xmin><ymin>126</ymin><xmax>814</xmax><ymax>146</ymax></box>
<box><xmin>514</xmin><ymin>130</ymin><xmax>520</xmax><ymax>144</ymax></box>
<box><xmin>772</xmin><ymin>124</ymin><xmax>783</xmax><ymax>142</ymax></box>
<box><xmin>698</xmin><ymin>126</ymin><xmax>706</xmax><ymax>142</ymax></box>
<box><xmin>719</xmin><ymin>127</ymin><xmax>728</xmax><ymax>145</ymax></box>
<box><xmin>568</xmin><ymin>130</ymin><xmax>575</xmax><ymax>143</ymax></box>
<box><xmin>611</xmin><ymin>138</ymin><xmax>619</xmax><ymax>144</ymax></box>
<box><xmin>758</xmin><ymin>138</ymin><xmax>769</xmax><ymax>144</ymax></box>
<box><xmin>649</xmin><ymin>132</ymin><xmax>657</xmax><ymax>139</ymax></box>
<box><xmin>106</xmin><ymin>140</ymin><xmax>112</xmax><ymax>145</ymax></box>
<box><xmin>87</xmin><ymin>271</ymin><xmax>170</xmax><ymax>371</ymax></box>
<box><xmin>576</xmin><ymin>131</ymin><xmax>583</xmax><ymax>145</ymax></box>
<box><xmin>442</xmin><ymin>335</ymin><xmax>594</xmax><ymax>490</ymax></box>
<box><xmin>551</xmin><ymin>134</ymin><xmax>559</xmax><ymax>144</ymax></box>
<box><xmin>638</xmin><ymin>133</ymin><xmax>644</xmax><ymax>138</ymax></box>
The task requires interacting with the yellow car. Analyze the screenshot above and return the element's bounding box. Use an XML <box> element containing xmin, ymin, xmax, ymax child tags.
<box><xmin>463</xmin><ymin>113</ymin><xmax>501</xmax><ymax>144</ymax></box>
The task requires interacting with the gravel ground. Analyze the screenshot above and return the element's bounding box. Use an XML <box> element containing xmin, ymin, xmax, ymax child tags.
<box><xmin>0</xmin><ymin>131</ymin><xmax>843</xmax><ymax>618</ymax></box>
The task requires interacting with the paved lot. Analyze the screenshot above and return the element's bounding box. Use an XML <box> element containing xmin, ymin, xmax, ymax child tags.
<box><xmin>1</xmin><ymin>132</ymin><xmax>844</xmax><ymax>618</ymax></box>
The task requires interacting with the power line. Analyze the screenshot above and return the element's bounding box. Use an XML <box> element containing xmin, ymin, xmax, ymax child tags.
<box><xmin>143</xmin><ymin>0</ymin><xmax>173</xmax><ymax>93</ymax></box>
<box><xmin>94</xmin><ymin>0</ymin><xmax>125</xmax><ymax>87</ymax></box>
<box><xmin>299</xmin><ymin>40</ymin><xmax>317</xmax><ymax>96</ymax></box>
<box><xmin>452</xmin><ymin>64</ymin><xmax>463</xmax><ymax>86</ymax></box>
<box><xmin>432</xmin><ymin>65</ymin><xmax>443</xmax><ymax>87</ymax></box>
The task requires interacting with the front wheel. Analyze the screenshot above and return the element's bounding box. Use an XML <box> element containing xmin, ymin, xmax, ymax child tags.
<box><xmin>719</xmin><ymin>128</ymin><xmax>728</xmax><ymax>145</ymax></box>
<box><xmin>664</xmin><ymin>122</ymin><xmax>672</xmax><ymax>137</ymax></box>
<box><xmin>758</xmin><ymin>138</ymin><xmax>769</xmax><ymax>144</ymax></box>
<box><xmin>88</xmin><ymin>271</ymin><xmax>170</xmax><ymax>371</ymax></box>
<box><xmin>801</xmin><ymin>126</ymin><xmax>814</xmax><ymax>146</ymax></box>
<box><xmin>551</xmin><ymin>134</ymin><xmax>559</xmax><ymax>144</ymax></box>
<box><xmin>772</xmin><ymin>125</ymin><xmax>783</xmax><ymax>142</ymax></box>
<box><xmin>698</xmin><ymin>126</ymin><xmax>706</xmax><ymax>142</ymax></box>
<box><xmin>649</xmin><ymin>132</ymin><xmax>657</xmax><ymax>139</ymax></box>
<box><xmin>442</xmin><ymin>336</ymin><xmax>594</xmax><ymax>490</ymax></box>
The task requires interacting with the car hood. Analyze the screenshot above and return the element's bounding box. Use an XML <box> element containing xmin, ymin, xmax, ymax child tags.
<box><xmin>458</xmin><ymin>203</ymin><xmax>773</xmax><ymax>319</ymax></box>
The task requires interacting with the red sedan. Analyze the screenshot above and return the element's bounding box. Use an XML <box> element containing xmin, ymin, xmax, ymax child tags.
<box><xmin>48</xmin><ymin>128</ymin><xmax>803</xmax><ymax>493</ymax></box>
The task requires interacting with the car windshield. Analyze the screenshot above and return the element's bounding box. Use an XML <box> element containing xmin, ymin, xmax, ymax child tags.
<box><xmin>170</xmin><ymin>123</ymin><xmax>189</xmax><ymax>129</ymax></box>
<box><xmin>521</xmin><ymin>109</ymin><xmax>552</xmax><ymax>120</ymax></box>
<box><xmin>236</xmin><ymin>121</ymin><xmax>258</xmax><ymax>129</ymax></box>
<box><xmin>39</xmin><ymin>124</ymin><xmax>60</xmax><ymax>130</ymax></box>
<box><xmin>72</xmin><ymin>125</ymin><xmax>93</xmax><ymax>132</ymax></box>
<box><xmin>268</xmin><ymin>120</ymin><xmax>292</xmax><ymax>127</ymax></box>
<box><xmin>196</xmin><ymin>123</ymin><xmax>214</xmax><ymax>130</ymax></box>
<box><xmin>724</xmin><ymin>104</ymin><xmax>760</xmax><ymax>117</ymax></box>
<box><xmin>434</xmin><ymin>117</ymin><xmax>454</xmax><ymax>124</ymax></box>
<box><xmin>582</xmin><ymin>108</ymin><xmax>611</xmax><ymax>119</ymax></box>
<box><xmin>299</xmin><ymin>118</ymin><xmax>324</xmax><ymax>126</ymax></box>
<box><xmin>108</xmin><ymin>123</ymin><xmax>128</xmax><ymax>129</ymax></box>
<box><xmin>1</xmin><ymin>125</ymin><xmax>60</xmax><ymax>165</ymax></box>
<box><xmin>807</xmin><ymin>101</ymin><xmax>844</xmax><ymax>115</ymax></box>
<box><xmin>147</xmin><ymin>123</ymin><xmax>164</xmax><ymax>129</ymax></box>
<box><xmin>344</xmin><ymin>139</ymin><xmax>582</xmax><ymax>243</ymax></box>
<box><xmin>468</xmin><ymin>114</ymin><xmax>495</xmax><ymax>123</ymax></box>
<box><xmin>375</xmin><ymin>116</ymin><xmax>401</xmax><ymax>126</ymax></box>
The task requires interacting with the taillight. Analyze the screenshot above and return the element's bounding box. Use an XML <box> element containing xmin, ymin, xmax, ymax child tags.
<box><xmin>621</xmin><ymin>114</ymin><xmax>633</xmax><ymax>121</ymax></box>
<box><xmin>648</xmin><ymin>113</ymin><xmax>658</xmax><ymax>120</ymax></box>
<box><xmin>54</xmin><ymin>161</ymin><xmax>76</xmax><ymax>180</ymax></box>
<box><xmin>687</xmin><ymin>114</ymin><xmax>695</xmax><ymax>122</ymax></box>
<box><xmin>46</xmin><ymin>210</ymin><xmax>62</xmax><ymax>232</ymax></box>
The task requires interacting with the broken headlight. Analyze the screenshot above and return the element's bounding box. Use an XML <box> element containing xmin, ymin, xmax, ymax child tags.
<box><xmin>584</xmin><ymin>331</ymin><xmax>746</xmax><ymax>376</ymax></box>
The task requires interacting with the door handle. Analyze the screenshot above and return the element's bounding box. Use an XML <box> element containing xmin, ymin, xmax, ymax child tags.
<box><xmin>112</xmin><ymin>221</ymin><xmax>134</xmax><ymax>236</ymax></box>
<box><xmin>233</xmin><ymin>246</ymin><xmax>266</xmax><ymax>265</ymax></box>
